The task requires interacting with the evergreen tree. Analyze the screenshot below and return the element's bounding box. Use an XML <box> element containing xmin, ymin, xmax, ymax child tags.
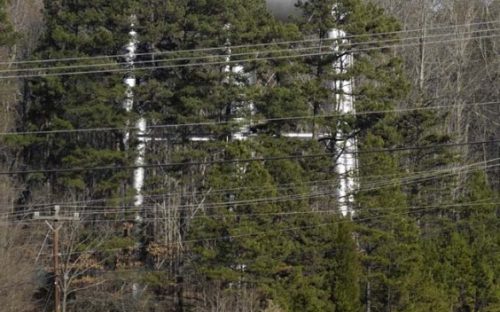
<box><xmin>465</xmin><ymin>172</ymin><xmax>500</xmax><ymax>311</ymax></box>
<box><xmin>396</xmin><ymin>109</ymin><xmax>456</xmax><ymax>210</ymax></box>
<box><xmin>25</xmin><ymin>0</ymin><xmax>135</xmax><ymax>200</ymax></box>
<box><xmin>131</xmin><ymin>1</ymin><xmax>319</xmax><ymax>308</ymax></box>
<box><xmin>185</xmin><ymin>0</ymin><xmax>414</xmax><ymax>310</ymax></box>
<box><xmin>294</xmin><ymin>0</ymin><xmax>432</xmax><ymax>311</ymax></box>
<box><xmin>177</xmin><ymin>0</ymin><xmax>433</xmax><ymax>310</ymax></box>
<box><xmin>294</xmin><ymin>0</ymin><xmax>342</xmax><ymax>139</ymax></box>
<box><xmin>328</xmin><ymin>222</ymin><xmax>361</xmax><ymax>312</ymax></box>
<box><xmin>187</xmin><ymin>139</ymin><xmax>341</xmax><ymax>310</ymax></box>
<box><xmin>425</xmin><ymin>172</ymin><xmax>500</xmax><ymax>312</ymax></box>
<box><xmin>134</xmin><ymin>0</ymin><xmax>292</xmax><ymax>127</ymax></box>
<box><xmin>11</xmin><ymin>1</ymin><xmax>498</xmax><ymax>310</ymax></box>
<box><xmin>356</xmin><ymin>132</ymin><xmax>426</xmax><ymax>311</ymax></box>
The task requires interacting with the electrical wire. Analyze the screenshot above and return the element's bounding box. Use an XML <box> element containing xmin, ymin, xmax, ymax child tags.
<box><xmin>1</xmin><ymin>32</ymin><xmax>498</xmax><ymax>79</ymax></box>
<box><xmin>3</xmin><ymin>158</ymin><xmax>497</xmax><ymax>218</ymax></box>
<box><xmin>0</xmin><ymin>100</ymin><xmax>498</xmax><ymax>136</ymax></box>
<box><xmin>0</xmin><ymin>151</ymin><xmax>491</xmax><ymax>212</ymax></box>
<box><xmin>0</xmin><ymin>18</ymin><xmax>497</xmax><ymax>306</ymax></box>
<box><xmin>27</xmin><ymin>199</ymin><xmax>499</xmax><ymax>257</ymax></box>
<box><xmin>1</xmin><ymin>20</ymin><xmax>497</xmax><ymax>67</ymax></box>
<box><xmin>1</xmin><ymin>27</ymin><xmax>497</xmax><ymax>75</ymax></box>
<box><xmin>62</xmin><ymin>202</ymin><xmax>500</xmax><ymax>223</ymax></box>
<box><xmin>0</xmin><ymin>155</ymin><xmax>472</xmax><ymax>211</ymax></box>
<box><xmin>0</xmin><ymin>139</ymin><xmax>497</xmax><ymax>176</ymax></box>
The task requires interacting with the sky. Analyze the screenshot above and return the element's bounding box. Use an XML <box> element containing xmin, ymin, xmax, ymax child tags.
<box><xmin>265</xmin><ymin>0</ymin><xmax>301</xmax><ymax>20</ymax></box>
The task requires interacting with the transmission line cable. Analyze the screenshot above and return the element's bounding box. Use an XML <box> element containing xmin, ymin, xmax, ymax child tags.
<box><xmin>0</xmin><ymin>100</ymin><xmax>498</xmax><ymax>136</ymax></box>
<box><xmin>6</xmin><ymin>200</ymin><xmax>496</xmax><ymax>227</ymax></box>
<box><xmin>1</xmin><ymin>155</ymin><xmax>486</xmax><ymax>211</ymax></box>
<box><xmin>0</xmin><ymin>140</ymin><xmax>497</xmax><ymax>176</ymax></box>
<box><xmin>25</xmin><ymin>200</ymin><xmax>498</xmax><ymax>257</ymax></box>
<box><xmin>4</xmin><ymin>159</ymin><xmax>498</xmax><ymax>217</ymax></box>
<box><xmin>1</xmin><ymin>20</ymin><xmax>497</xmax><ymax>66</ymax></box>
<box><xmin>1</xmin><ymin>32</ymin><xmax>498</xmax><ymax>79</ymax></box>
<box><xmin>1</xmin><ymin>27</ymin><xmax>497</xmax><ymax>74</ymax></box>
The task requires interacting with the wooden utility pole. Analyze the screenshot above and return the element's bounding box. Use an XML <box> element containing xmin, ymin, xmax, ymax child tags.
<box><xmin>34</xmin><ymin>205</ymin><xmax>79</xmax><ymax>312</ymax></box>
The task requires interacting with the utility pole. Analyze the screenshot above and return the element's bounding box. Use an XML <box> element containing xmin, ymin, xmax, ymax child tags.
<box><xmin>34</xmin><ymin>205</ymin><xmax>79</xmax><ymax>312</ymax></box>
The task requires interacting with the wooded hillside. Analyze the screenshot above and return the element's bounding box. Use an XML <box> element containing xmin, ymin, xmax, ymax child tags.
<box><xmin>0</xmin><ymin>0</ymin><xmax>498</xmax><ymax>311</ymax></box>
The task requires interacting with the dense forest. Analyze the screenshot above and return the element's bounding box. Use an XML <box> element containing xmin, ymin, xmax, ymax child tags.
<box><xmin>0</xmin><ymin>0</ymin><xmax>498</xmax><ymax>311</ymax></box>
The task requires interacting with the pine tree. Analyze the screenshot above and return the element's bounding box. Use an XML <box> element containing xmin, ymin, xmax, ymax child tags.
<box><xmin>426</xmin><ymin>171</ymin><xmax>500</xmax><ymax>312</ymax></box>
<box><xmin>355</xmin><ymin>132</ymin><xmax>425</xmax><ymax>311</ymax></box>
<box><xmin>3</xmin><ymin>0</ymin><xmax>499</xmax><ymax>310</ymax></box>
<box><xmin>294</xmin><ymin>0</ymin><xmax>342</xmax><ymax>139</ymax></box>
<box><xmin>134</xmin><ymin>0</ymin><xmax>292</xmax><ymax>127</ymax></box>
<box><xmin>178</xmin><ymin>0</ymin><xmax>433</xmax><ymax>310</ymax></box>
<box><xmin>396</xmin><ymin>109</ymin><xmax>456</xmax><ymax>209</ymax></box>
<box><xmin>187</xmin><ymin>139</ymin><xmax>341</xmax><ymax>310</ymax></box>
<box><xmin>184</xmin><ymin>0</ymin><xmax>416</xmax><ymax>309</ymax></box>
<box><xmin>465</xmin><ymin>172</ymin><xmax>500</xmax><ymax>311</ymax></box>
<box><xmin>328</xmin><ymin>222</ymin><xmax>361</xmax><ymax>312</ymax></box>
<box><xmin>294</xmin><ymin>1</ymin><xmax>431</xmax><ymax>311</ymax></box>
<box><xmin>131</xmin><ymin>1</ymin><xmax>318</xmax><ymax>308</ymax></box>
<box><xmin>25</xmin><ymin>0</ymin><xmax>135</xmax><ymax>200</ymax></box>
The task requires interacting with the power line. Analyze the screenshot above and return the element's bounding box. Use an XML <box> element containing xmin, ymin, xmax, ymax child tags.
<box><xmin>0</xmin><ymin>100</ymin><xmax>498</xmax><ymax>136</ymax></box>
<box><xmin>0</xmin><ymin>154</ymin><xmax>486</xmax><ymax>212</ymax></box>
<box><xmin>0</xmin><ymin>140</ymin><xmax>497</xmax><ymax>176</ymax></box>
<box><xmin>0</xmin><ymin>156</ymin><xmax>469</xmax><ymax>211</ymax></box>
<box><xmin>12</xmin><ymin>200</ymin><xmax>498</xmax><ymax>223</ymax></box>
<box><xmin>27</xmin><ymin>200</ymin><xmax>498</xmax><ymax>257</ymax></box>
<box><xmin>3</xmin><ymin>32</ymin><xmax>499</xmax><ymax>79</ymax></box>
<box><xmin>9</xmin><ymin>203</ymin><xmax>482</xmax><ymax>255</ymax></box>
<box><xmin>1</xmin><ymin>20</ymin><xmax>497</xmax><ymax>67</ymax></box>
<box><xmin>1</xmin><ymin>27</ymin><xmax>497</xmax><ymax>75</ymax></box>
<box><xmin>1</xmin><ymin>32</ymin><xmax>498</xmax><ymax>79</ymax></box>
<box><xmin>5</xmin><ymin>200</ymin><xmax>497</xmax><ymax>227</ymax></box>
<box><xmin>0</xmin><ymin>177</ymin><xmax>339</xmax><ymax>211</ymax></box>
<box><xmin>3</xmin><ymin>159</ymin><xmax>497</xmax><ymax>217</ymax></box>
<box><xmin>126</xmin><ymin>201</ymin><xmax>500</xmax><ymax>221</ymax></box>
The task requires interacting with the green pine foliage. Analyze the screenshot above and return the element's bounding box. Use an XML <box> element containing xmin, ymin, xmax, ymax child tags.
<box><xmin>10</xmin><ymin>0</ymin><xmax>499</xmax><ymax>310</ymax></box>
<box><xmin>328</xmin><ymin>222</ymin><xmax>361</xmax><ymax>312</ymax></box>
<box><xmin>423</xmin><ymin>172</ymin><xmax>500</xmax><ymax>311</ymax></box>
<box><xmin>186</xmin><ymin>139</ymin><xmax>336</xmax><ymax>310</ymax></box>
<box><xmin>24</xmin><ymin>0</ymin><xmax>135</xmax><ymax>199</ymax></box>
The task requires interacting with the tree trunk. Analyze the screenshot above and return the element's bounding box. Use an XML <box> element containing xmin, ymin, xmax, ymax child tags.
<box><xmin>366</xmin><ymin>266</ymin><xmax>371</xmax><ymax>312</ymax></box>
<box><xmin>418</xmin><ymin>0</ymin><xmax>426</xmax><ymax>91</ymax></box>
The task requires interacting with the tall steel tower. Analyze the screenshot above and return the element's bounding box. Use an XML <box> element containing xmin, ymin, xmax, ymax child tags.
<box><xmin>266</xmin><ymin>0</ymin><xmax>358</xmax><ymax>216</ymax></box>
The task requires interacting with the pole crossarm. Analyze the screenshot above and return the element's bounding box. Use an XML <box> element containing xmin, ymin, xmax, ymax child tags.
<box><xmin>33</xmin><ymin>205</ymin><xmax>80</xmax><ymax>222</ymax></box>
<box><xmin>32</xmin><ymin>205</ymin><xmax>79</xmax><ymax>312</ymax></box>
